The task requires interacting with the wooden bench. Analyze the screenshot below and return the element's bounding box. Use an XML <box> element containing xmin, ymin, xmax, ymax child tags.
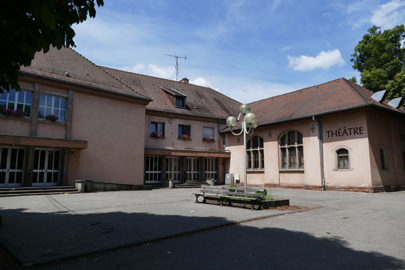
<box><xmin>194</xmin><ymin>185</ymin><xmax>266</xmax><ymax>210</ymax></box>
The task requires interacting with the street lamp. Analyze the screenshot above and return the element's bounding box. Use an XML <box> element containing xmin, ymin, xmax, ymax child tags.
<box><xmin>226</xmin><ymin>104</ymin><xmax>258</xmax><ymax>188</ymax></box>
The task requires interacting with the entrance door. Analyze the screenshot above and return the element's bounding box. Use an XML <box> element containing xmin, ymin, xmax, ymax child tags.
<box><xmin>186</xmin><ymin>157</ymin><xmax>200</xmax><ymax>181</ymax></box>
<box><xmin>32</xmin><ymin>149</ymin><xmax>61</xmax><ymax>186</ymax></box>
<box><xmin>166</xmin><ymin>157</ymin><xmax>180</xmax><ymax>183</ymax></box>
<box><xmin>0</xmin><ymin>146</ymin><xmax>24</xmax><ymax>187</ymax></box>
<box><xmin>145</xmin><ymin>156</ymin><xmax>162</xmax><ymax>184</ymax></box>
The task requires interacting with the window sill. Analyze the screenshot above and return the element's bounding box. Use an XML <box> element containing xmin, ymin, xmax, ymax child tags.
<box><xmin>178</xmin><ymin>137</ymin><xmax>191</xmax><ymax>141</ymax></box>
<box><xmin>202</xmin><ymin>140</ymin><xmax>215</xmax><ymax>143</ymax></box>
<box><xmin>38</xmin><ymin>119</ymin><xmax>66</xmax><ymax>126</ymax></box>
<box><xmin>0</xmin><ymin>115</ymin><xmax>31</xmax><ymax>122</ymax></box>
<box><xmin>247</xmin><ymin>170</ymin><xmax>264</xmax><ymax>174</ymax></box>
<box><xmin>279</xmin><ymin>169</ymin><xmax>304</xmax><ymax>173</ymax></box>
<box><xmin>333</xmin><ymin>168</ymin><xmax>353</xmax><ymax>171</ymax></box>
<box><xmin>150</xmin><ymin>136</ymin><xmax>165</xmax><ymax>139</ymax></box>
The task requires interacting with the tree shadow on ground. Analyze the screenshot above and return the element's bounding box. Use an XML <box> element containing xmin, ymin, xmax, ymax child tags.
<box><xmin>0</xmin><ymin>208</ymin><xmax>403</xmax><ymax>270</ymax></box>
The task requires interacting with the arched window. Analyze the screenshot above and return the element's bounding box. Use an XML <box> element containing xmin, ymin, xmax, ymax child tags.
<box><xmin>279</xmin><ymin>130</ymin><xmax>304</xmax><ymax>170</ymax></box>
<box><xmin>336</xmin><ymin>148</ymin><xmax>349</xmax><ymax>169</ymax></box>
<box><xmin>246</xmin><ymin>136</ymin><xmax>264</xmax><ymax>170</ymax></box>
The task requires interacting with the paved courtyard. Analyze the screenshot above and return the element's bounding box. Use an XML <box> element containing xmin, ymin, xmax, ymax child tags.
<box><xmin>0</xmin><ymin>188</ymin><xmax>404</xmax><ymax>269</ymax></box>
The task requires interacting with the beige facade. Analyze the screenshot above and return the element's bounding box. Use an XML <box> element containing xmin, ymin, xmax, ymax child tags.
<box><xmin>225</xmin><ymin>108</ymin><xmax>405</xmax><ymax>192</ymax></box>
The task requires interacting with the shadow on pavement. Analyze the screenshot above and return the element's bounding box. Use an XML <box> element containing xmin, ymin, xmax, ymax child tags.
<box><xmin>0</xmin><ymin>207</ymin><xmax>403</xmax><ymax>270</ymax></box>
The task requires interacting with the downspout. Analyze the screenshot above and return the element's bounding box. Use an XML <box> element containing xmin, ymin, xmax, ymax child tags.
<box><xmin>313</xmin><ymin>116</ymin><xmax>326</xmax><ymax>191</ymax></box>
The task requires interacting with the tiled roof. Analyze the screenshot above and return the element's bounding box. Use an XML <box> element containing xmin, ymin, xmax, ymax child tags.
<box><xmin>21</xmin><ymin>47</ymin><xmax>150</xmax><ymax>101</ymax></box>
<box><xmin>101</xmin><ymin>67</ymin><xmax>242</xmax><ymax>119</ymax></box>
<box><xmin>248</xmin><ymin>78</ymin><xmax>404</xmax><ymax>127</ymax></box>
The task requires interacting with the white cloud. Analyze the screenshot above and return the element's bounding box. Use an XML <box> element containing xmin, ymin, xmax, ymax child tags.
<box><xmin>371</xmin><ymin>0</ymin><xmax>405</xmax><ymax>29</ymax></box>
<box><xmin>287</xmin><ymin>49</ymin><xmax>345</xmax><ymax>71</ymax></box>
<box><xmin>190</xmin><ymin>77</ymin><xmax>212</xmax><ymax>87</ymax></box>
<box><xmin>121</xmin><ymin>64</ymin><xmax>175</xmax><ymax>80</ymax></box>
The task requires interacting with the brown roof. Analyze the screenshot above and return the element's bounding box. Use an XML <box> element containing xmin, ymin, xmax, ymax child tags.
<box><xmin>248</xmin><ymin>78</ymin><xmax>404</xmax><ymax>127</ymax></box>
<box><xmin>101</xmin><ymin>67</ymin><xmax>242</xmax><ymax>119</ymax></box>
<box><xmin>21</xmin><ymin>47</ymin><xmax>150</xmax><ymax>101</ymax></box>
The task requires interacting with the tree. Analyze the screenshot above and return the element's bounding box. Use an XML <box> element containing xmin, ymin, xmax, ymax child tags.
<box><xmin>348</xmin><ymin>76</ymin><xmax>357</xmax><ymax>83</ymax></box>
<box><xmin>0</xmin><ymin>0</ymin><xmax>104</xmax><ymax>91</ymax></box>
<box><xmin>351</xmin><ymin>25</ymin><xmax>405</xmax><ymax>99</ymax></box>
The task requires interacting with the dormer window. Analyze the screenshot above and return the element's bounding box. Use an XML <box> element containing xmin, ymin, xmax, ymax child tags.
<box><xmin>175</xmin><ymin>96</ymin><xmax>185</xmax><ymax>108</ymax></box>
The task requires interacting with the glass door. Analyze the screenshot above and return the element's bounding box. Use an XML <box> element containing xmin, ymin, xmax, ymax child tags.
<box><xmin>32</xmin><ymin>149</ymin><xmax>61</xmax><ymax>186</ymax></box>
<box><xmin>0</xmin><ymin>146</ymin><xmax>24</xmax><ymax>187</ymax></box>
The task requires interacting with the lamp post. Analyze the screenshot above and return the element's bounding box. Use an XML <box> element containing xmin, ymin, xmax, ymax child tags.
<box><xmin>226</xmin><ymin>104</ymin><xmax>258</xmax><ymax>188</ymax></box>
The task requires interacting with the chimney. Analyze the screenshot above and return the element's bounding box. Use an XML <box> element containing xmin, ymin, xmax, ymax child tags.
<box><xmin>180</xmin><ymin>77</ymin><xmax>189</xmax><ymax>84</ymax></box>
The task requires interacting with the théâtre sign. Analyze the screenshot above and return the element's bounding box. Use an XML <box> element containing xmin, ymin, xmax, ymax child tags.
<box><xmin>326</xmin><ymin>126</ymin><xmax>364</xmax><ymax>138</ymax></box>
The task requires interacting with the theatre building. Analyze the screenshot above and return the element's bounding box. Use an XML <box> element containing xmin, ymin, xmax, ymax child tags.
<box><xmin>225</xmin><ymin>78</ymin><xmax>405</xmax><ymax>192</ymax></box>
<box><xmin>0</xmin><ymin>47</ymin><xmax>150</xmax><ymax>187</ymax></box>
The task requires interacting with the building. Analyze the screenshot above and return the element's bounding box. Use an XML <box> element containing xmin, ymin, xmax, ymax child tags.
<box><xmin>1</xmin><ymin>48</ymin><xmax>404</xmax><ymax>191</ymax></box>
<box><xmin>225</xmin><ymin>78</ymin><xmax>405</xmax><ymax>192</ymax></box>
<box><xmin>0</xmin><ymin>47</ymin><xmax>240</xmax><ymax>188</ymax></box>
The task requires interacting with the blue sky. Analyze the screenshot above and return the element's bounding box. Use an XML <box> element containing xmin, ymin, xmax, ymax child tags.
<box><xmin>73</xmin><ymin>0</ymin><xmax>405</xmax><ymax>103</ymax></box>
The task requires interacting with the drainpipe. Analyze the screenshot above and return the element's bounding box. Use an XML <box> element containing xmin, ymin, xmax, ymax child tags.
<box><xmin>313</xmin><ymin>116</ymin><xmax>326</xmax><ymax>191</ymax></box>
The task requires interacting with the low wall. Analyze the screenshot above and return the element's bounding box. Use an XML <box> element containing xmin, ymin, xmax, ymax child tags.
<box><xmin>75</xmin><ymin>180</ymin><xmax>152</xmax><ymax>192</ymax></box>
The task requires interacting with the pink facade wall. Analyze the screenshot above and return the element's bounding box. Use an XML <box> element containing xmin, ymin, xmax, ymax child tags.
<box><xmin>226</xmin><ymin>110</ymin><xmax>377</xmax><ymax>189</ymax></box>
<box><xmin>366</xmin><ymin>110</ymin><xmax>405</xmax><ymax>187</ymax></box>
<box><xmin>145</xmin><ymin>115</ymin><xmax>224</xmax><ymax>152</ymax></box>
<box><xmin>69</xmin><ymin>92</ymin><xmax>146</xmax><ymax>185</ymax></box>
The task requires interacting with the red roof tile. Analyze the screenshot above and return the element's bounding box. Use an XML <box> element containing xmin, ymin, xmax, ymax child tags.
<box><xmin>21</xmin><ymin>47</ymin><xmax>150</xmax><ymax>101</ymax></box>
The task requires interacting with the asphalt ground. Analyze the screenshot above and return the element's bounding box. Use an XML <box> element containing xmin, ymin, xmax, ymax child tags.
<box><xmin>0</xmin><ymin>188</ymin><xmax>404</xmax><ymax>269</ymax></box>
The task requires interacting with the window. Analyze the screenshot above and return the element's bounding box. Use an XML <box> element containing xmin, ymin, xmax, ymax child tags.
<box><xmin>150</xmin><ymin>122</ymin><xmax>164</xmax><ymax>138</ymax></box>
<box><xmin>0</xmin><ymin>89</ymin><xmax>32</xmax><ymax>117</ymax></box>
<box><xmin>175</xmin><ymin>96</ymin><xmax>185</xmax><ymax>108</ymax></box>
<box><xmin>178</xmin><ymin>125</ymin><xmax>191</xmax><ymax>140</ymax></box>
<box><xmin>0</xmin><ymin>146</ymin><xmax>24</xmax><ymax>187</ymax></box>
<box><xmin>39</xmin><ymin>94</ymin><xmax>66</xmax><ymax>122</ymax></box>
<box><xmin>336</xmin><ymin>148</ymin><xmax>349</xmax><ymax>169</ymax></box>
<box><xmin>203</xmin><ymin>127</ymin><xmax>215</xmax><ymax>142</ymax></box>
<box><xmin>279</xmin><ymin>130</ymin><xmax>304</xmax><ymax>170</ymax></box>
<box><xmin>33</xmin><ymin>149</ymin><xmax>61</xmax><ymax>186</ymax></box>
<box><xmin>380</xmin><ymin>148</ymin><xmax>388</xmax><ymax>170</ymax></box>
<box><xmin>403</xmin><ymin>151</ymin><xmax>405</xmax><ymax>169</ymax></box>
<box><xmin>145</xmin><ymin>156</ymin><xmax>162</xmax><ymax>184</ymax></box>
<box><xmin>166</xmin><ymin>157</ymin><xmax>180</xmax><ymax>182</ymax></box>
<box><xmin>246</xmin><ymin>136</ymin><xmax>264</xmax><ymax>170</ymax></box>
<box><xmin>205</xmin><ymin>158</ymin><xmax>217</xmax><ymax>180</ymax></box>
<box><xmin>186</xmin><ymin>157</ymin><xmax>200</xmax><ymax>181</ymax></box>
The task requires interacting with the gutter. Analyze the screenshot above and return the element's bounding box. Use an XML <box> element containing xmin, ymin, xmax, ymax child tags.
<box><xmin>313</xmin><ymin>116</ymin><xmax>325</xmax><ymax>191</ymax></box>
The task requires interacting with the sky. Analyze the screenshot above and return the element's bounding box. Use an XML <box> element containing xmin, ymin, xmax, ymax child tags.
<box><xmin>72</xmin><ymin>0</ymin><xmax>405</xmax><ymax>103</ymax></box>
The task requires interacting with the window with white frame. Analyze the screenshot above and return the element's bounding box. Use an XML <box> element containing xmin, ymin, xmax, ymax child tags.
<box><xmin>32</xmin><ymin>149</ymin><xmax>61</xmax><ymax>186</ymax></box>
<box><xmin>247</xmin><ymin>136</ymin><xmax>264</xmax><ymax>170</ymax></box>
<box><xmin>205</xmin><ymin>158</ymin><xmax>217</xmax><ymax>180</ymax></box>
<box><xmin>0</xmin><ymin>89</ymin><xmax>32</xmax><ymax>117</ymax></box>
<box><xmin>39</xmin><ymin>94</ymin><xmax>66</xmax><ymax>122</ymax></box>
<box><xmin>150</xmin><ymin>122</ymin><xmax>165</xmax><ymax>138</ymax></box>
<box><xmin>279</xmin><ymin>130</ymin><xmax>304</xmax><ymax>170</ymax></box>
<box><xmin>336</xmin><ymin>148</ymin><xmax>350</xmax><ymax>169</ymax></box>
<box><xmin>0</xmin><ymin>146</ymin><xmax>25</xmax><ymax>187</ymax></box>
<box><xmin>186</xmin><ymin>157</ymin><xmax>200</xmax><ymax>181</ymax></box>
<box><xmin>203</xmin><ymin>127</ymin><xmax>215</xmax><ymax>142</ymax></box>
<box><xmin>145</xmin><ymin>156</ymin><xmax>162</xmax><ymax>184</ymax></box>
<box><xmin>166</xmin><ymin>157</ymin><xmax>180</xmax><ymax>182</ymax></box>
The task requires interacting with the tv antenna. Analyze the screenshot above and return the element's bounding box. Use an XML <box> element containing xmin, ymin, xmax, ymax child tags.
<box><xmin>165</xmin><ymin>54</ymin><xmax>187</xmax><ymax>81</ymax></box>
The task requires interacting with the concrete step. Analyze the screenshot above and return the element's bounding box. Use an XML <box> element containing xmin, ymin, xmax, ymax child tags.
<box><xmin>175</xmin><ymin>182</ymin><xmax>207</xmax><ymax>188</ymax></box>
<box><xmin>0</xmin><ymin>186</ymin><xmax>78</xmax><ymax>197</ymax></box>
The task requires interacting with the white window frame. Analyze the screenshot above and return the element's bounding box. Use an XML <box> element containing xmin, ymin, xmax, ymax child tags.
<box><xmin>166</xmin><ymin>157</ymin><xmax>180</xmax><ymax>183</ymax></box>
<box><xmin>39</xmin><ymin>94</ymin><xmax>66</xmax><ymax>122</ymax></box>
<box><xmin>186</xmin><ymin>157</ymin><xmax>200</xmax><ymax>181</ymax></box>
<box><xmin>279</xmin><ymin>130</ymin><xmax>304</xmax><ymax>171</ymax></box>
<box><xmin>247</xmin><ymin>136</ymin><xmax>264</xmax><ymax>171</ymax></box>
<box><xmin>145</xmin><ymin>156</ymin><xmax>162</xmax><ymax>184</ymax></box>
<box><xmin>0</xmin><ymin>89</ymin><xmax>32</xmax><ymax>117</ymax></box>
<box><xmin>335</xmin><ymin>148</ymin><xmax>350</xmax><ymax>170</ymax></box>
<box><xmin>205</xmin><ymin>158</ymin><xmax>217</xmax><ymax>180</ymax></box>
<box><xmin>0</xmin><ymin>146</ymin><xmax>25</xmax><ymax>187</ymax></box>
<box><xmin>32</xmin><ymin>148</ymin><xmax>61</xmax><ymax>186</ymax></box>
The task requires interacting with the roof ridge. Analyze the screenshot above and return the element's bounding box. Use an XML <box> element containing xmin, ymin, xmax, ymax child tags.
<box><xmin>341</xmin><ymin>78</ymin><xmax>372</xmax><ymax>105</ymax></box>
<box><xmin>101</xmin><ymin>66</ymin><xmax>242</xmax><ymax>105</ymax></box>
<box><xmin>248</xmin><ymin>78</ymin><xmax>345</xmax><ymax>105</ymax></box>
<box><xmin>68</xmin><ymin>49</ymin><xmax>150</xmax><ymax>100</ymax></box>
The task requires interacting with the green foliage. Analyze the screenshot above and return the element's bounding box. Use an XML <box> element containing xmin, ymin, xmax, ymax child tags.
<box><xmin>348</xmin><ymin>76</ymin><xmax>357</xmax><ymax>83</ymax></box>
<box><xmin>0</xmin><ymin>0</ymin><xmax>104</xmax><ymax>91</ymax></box>
<box><xmin>351</xmin><ymin>25</ymin><xmax>405</xmax><ymax>99</ymax></box>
